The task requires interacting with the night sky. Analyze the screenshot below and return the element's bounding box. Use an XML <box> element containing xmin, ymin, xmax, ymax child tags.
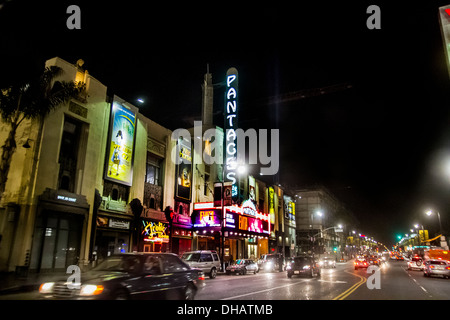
<box><xmin>2</xmin><ymin>0</ymin><xmax>450</xmax><ymax>246</ymax></box>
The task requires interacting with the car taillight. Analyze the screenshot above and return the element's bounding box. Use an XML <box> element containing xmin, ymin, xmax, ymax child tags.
<box><xmin>198</xmin><ymin>274</ymin><xmax>205</xmax><ymax>281</ymax></box>
<box><xmin>446</xmin><ymin>267</ymin><xmax>450</xmax><ymax>270</ymax></box>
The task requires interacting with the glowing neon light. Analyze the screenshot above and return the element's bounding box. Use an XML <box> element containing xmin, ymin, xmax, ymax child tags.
<box><xmin>224</xmin><ymin>68</ymin><xmax>239</xmax><ymax>195</ymax></box>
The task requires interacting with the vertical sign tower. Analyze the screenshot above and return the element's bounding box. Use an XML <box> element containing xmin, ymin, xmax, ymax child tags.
<box><xmin>224</xmin><ymin>67</ymin><xmax>239</xmax><ymax>203</ymax></box>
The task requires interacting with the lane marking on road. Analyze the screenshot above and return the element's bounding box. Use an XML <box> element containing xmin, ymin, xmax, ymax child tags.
<box><xmin>332</xmin><ymin>270</ymin><xmax>366</xmax><ymax>300</ymax></box>
<box><xmin>220</xmin><ymin>279</ymin><xmax>311</xmax><ymax>300</ymax></box>
<box><xmin>318</xmin><ymin>279</ymin><xmax>347</xmax><ymax>284</ymax></box>
<box><xmin>403</xmin><ymin>268</ymin><xmax>433</xmax><ymax>298</ymax></box>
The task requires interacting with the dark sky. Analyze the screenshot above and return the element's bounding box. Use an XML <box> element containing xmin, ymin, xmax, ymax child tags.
<box><xmin>2</xmin><ymin>0</ymin><xmax>450</xmax><ymax>246</ymax></box>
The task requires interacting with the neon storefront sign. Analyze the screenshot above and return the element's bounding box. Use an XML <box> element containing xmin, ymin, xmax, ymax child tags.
<box><xmin>142</xmin><ymin>221</ymin><xmax>169</xmax><ymax>242</ymax></box>
<box><xmin>224</xmin><ymin>68</ymin><xmax>239</xmax><ymax>198</ymax></box>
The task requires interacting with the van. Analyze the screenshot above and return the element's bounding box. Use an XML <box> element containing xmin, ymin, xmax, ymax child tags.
<box><xmin>181</xmin><ymin>250</ymin><xmax>221</xmax><ymax>279</ymax></box>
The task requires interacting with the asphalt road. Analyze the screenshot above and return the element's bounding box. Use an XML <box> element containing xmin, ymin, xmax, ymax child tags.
<box><xmin>1</xmin><ymin>259</ymin><xmax>450</xmax><ymax>300</ymax></box>
<box><xmin>197</xmin><ymin>259</ymin><xmax>450</xmax><ymax>300</ymax></box>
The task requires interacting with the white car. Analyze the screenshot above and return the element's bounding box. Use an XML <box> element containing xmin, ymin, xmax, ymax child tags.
<box><xmin>407</xmin><ymin>256</ymin><xmax>424</xmax><ymax>271</ymax></box>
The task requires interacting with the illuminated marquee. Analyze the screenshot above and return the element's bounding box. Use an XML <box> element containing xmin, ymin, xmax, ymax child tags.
<box><xmin>193</xmin><ymin>209</ymin><xmax>222</xmax><ymax>227</ymax></box>
<box><xmin>224</xmin><ymin>67</ymin><xmax>239</xmax><ymax>199</ymax></box>
<box><xmin>193</xmin><ymin>200</ymin><xmax>270</xmax><ymax>235</ymax></box>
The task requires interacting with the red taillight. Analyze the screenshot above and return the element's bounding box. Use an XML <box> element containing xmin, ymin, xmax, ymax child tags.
<box><xmin>198</xmin><ymin>274</ymin><xmax>205</xmax><ymax>281</ymax></box>
<box><xmin>446</xmin><ymin>267</ymin><xmax>450</xmax><ymax>270</ymax></box>
<box><xmin>430</xmin><ymin>266</ymin><xmax>435</xmax><ymax>269</ymax></box>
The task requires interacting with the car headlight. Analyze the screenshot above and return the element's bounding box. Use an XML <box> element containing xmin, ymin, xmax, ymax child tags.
<box><xmin>39</xmin><ymin>282</ymin><xmax>55</xmax><ymax>294</ymax></box>
<box><xmin>79</xmin><ymin>284</ymin><xmax>104</xmax><ymax>296</ymax></box>
<box><xmin>319</xmin><ymin>261</ymin><xmax>324</xmax><ymax>266</ymax></box>
<box><xmin>286</xmin><ymin>264</ymin><xmax>292</xmax><ymax>270</ymax></box>
<box><xmin>303</xmin><ymin>265</ymin><xmax>311</xmax><ymax>270</ymax></box>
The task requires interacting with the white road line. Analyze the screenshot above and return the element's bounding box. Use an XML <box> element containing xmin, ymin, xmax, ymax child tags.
<box><xmin>220</xmin><ymin>279</ymin><xmax>310</xmax><ymax>300</ymax></box>
<box><xmin>403</xmin><ymin>267</ymin><xmax>432</xmax><ymax>298</ymax></box>
<box><xmin>318</xmin><ymin>279</ymin><xmax>347</xmax><ymax>284</ymax></box>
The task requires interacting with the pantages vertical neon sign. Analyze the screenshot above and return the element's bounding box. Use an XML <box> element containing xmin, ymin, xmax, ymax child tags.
<box><xmin>224</xmin><ymin>67</ymin><xmax>239</xmax><ymax>199</ymax></box>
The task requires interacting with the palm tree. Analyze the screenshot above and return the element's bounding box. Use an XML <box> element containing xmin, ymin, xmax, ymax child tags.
<box><xmin>0</xmin><ymin>65</ymin><xmax>83</xmax><ymax>202</ymax></box>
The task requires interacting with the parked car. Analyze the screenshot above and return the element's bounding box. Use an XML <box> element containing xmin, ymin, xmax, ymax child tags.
<box><xmin>226</xmin><ymin>259</ymin><xmax>259</xmax><ymax>275</ymax></box>
<box><xmin>407</xmin><ymin>256</ymin><xmax>424</xmax><ymax>271</ymax></box>
<box><xmin>318</xmin><ymin>256</ymin><xmax>336</xmax><ymax>268</ymax></box>
<box><xmin>286</xmin><ymin>256</ymin><xmax>321</xmax><ymax>278</ymax></box>
<box><xmin>39</xmin><ymin>253</ymin><xmax>205</xmax><ymax>300</ymax></box>
<box><xmin>181</xmin><ymin>250</ymin><xmax>221</xmax><ymax>279</ymax></box>
<box><xmin>258</xmin><ymin>253</ymin><xmax>285</xmax><ymax>272</ymax></box>
<box><xmin>423</xmin><ymin>259</ymin><xmax>450</xmax><ymax>278</ymax></box>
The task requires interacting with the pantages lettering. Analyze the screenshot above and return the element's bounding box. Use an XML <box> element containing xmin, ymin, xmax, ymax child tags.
<box><xmin>170</xmin><ymin>67</ymin><xmax>279</xmax><ymax>176</ymax></box>
<box><xmin>225</xmin><ymin>68</ymin><xmax>239</xmax><ymax>197</ymax></box>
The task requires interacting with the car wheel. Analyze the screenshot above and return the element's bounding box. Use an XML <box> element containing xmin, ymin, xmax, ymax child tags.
<box><xmin>183</xmin><ymin>284</ymin><xmax>196</xmax><ymax>300</ymax></box>
<box><xmin>287</xmin><ymin>273</ymin><xmax>292</xmax><ymax>278</ymax></box>
<box><xmin>209</xmin><ymin>267</ymin><xmax>217</xmax><ymax>279</ymax></box>
<box><xmin>241</xmin><ymin>268</ymin><xmax>247</xmax><ymax>275</ymax></box>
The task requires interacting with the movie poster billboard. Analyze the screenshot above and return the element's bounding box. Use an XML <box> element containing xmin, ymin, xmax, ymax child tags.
<box><xmin>284</xmin><ymin>195</ymin><xmax>295</xmax><ymax>222</ymax></box>
<box><xmin>175</xmin><ymin>137</ymin><xmax>192</xmax><ymax>201</ymax></box>
<box><xmin>105</xmin><ymin>99</ymin><xmax>137</xmax><ymax>186</ymax></box>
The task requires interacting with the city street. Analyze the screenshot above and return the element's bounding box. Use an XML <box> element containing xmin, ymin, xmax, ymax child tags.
<box><xmin>197</xmin><ymin>259</ymin><xmax>450</xmax><ymax>300</ymax></box>
<box><xmin>1</xmin><ymin>258</ymin><xmax>450</xmax><ymax>300</ymax></box>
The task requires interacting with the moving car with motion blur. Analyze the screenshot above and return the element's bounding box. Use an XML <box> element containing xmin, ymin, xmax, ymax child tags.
<box><xmin>423</xmin><ymin>259</ymin><xmax>450</xmax><ymax>278</ymax></box>
<box><xmin>286</xmin><ymin>255</ymin><xmax>321</xmax><ymax>278</ymax></box>
<box><xmin>258</xmin><ymin>253</ymin><xmax>285</xmax><ymax>272</ymax></box>
<box><xmin>407</xmin><ymin>255</ymin><xmax>424</xmax><ymax>271</ymax></box>
<box><xmin>226</xmin><ymin>259</ymin><xmax>259</xmax><ymax>275</ymax></box>
<box><xmin>39</xmin><ymin>253</ymin><xmax>205</xmax><ymax>300</ymax></box>
<box><xmin>354</xmin><ymin>258</ymin><xmax>369</xmax><ymax>270</ymax></box>
<box><xmin>318</xmin><ymin>256</ymin><xmax>336</xmax><ymax>268</ymax></box>
<box><xmin>367</xmin><ymin>256</ymin><xmax>380</xmax><ymax>266</ymax></box>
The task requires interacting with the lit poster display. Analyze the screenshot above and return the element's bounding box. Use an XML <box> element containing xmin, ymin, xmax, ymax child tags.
<box><xmin>105</xmin><ymin>100</ymin><xmax>136</xmax><ymax>186</ymax></box>
<box><xmin>175</xmin><ymin>137</ymin><xmax>192</xmax><ymax>201</ymax></box>
<box><xmin>226</xmin><ymin>212</ymin><xmax>269</xmax><ymax>235</ymax></box>
<box><xmin>193</xmin><ymin>209</ymin><xmax>222</xmax><ymax>227</ymax></box>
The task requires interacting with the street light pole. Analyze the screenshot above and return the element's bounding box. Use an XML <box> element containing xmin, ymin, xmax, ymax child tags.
<box><xmin>426</xmin><ymin>210</ymin><xmax>443</xmax><ymax>236</ymax></box>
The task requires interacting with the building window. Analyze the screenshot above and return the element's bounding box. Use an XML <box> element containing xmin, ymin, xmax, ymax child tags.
<box><xmin>58</xmin><ymin>117</ymin><xmax>83</xmax><ymax>193</ymax></box>
<box><xmin>146</xmin><ymin>153</ymin><xmax>162</xmax><ymax>185</ymax></box>
<box><xmin>144</xmin><ymin>152</ymin><xmax>164</xmax><ymax>211</ymax></box>
<box><xmin>103</xmin><ymin>181</ymin><xmax>129</xmax><ymax>203</ymax></box>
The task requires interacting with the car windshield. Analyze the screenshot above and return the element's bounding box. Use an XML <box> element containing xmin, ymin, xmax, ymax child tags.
<box><xmin>93</xmin><ymin>255</ymin><xmax>142</xmax><ymax>272</ymax></box>
<box><xmin>292</xmin><ymin>257</ymin><xmax>311</xmax><ymax>266</ymax></box>
<box><xmin>236</xmin><ymin>260</ymin><xmax>245</xmax><ymax>265</ymax></box>
<box><xmin>182</xmin><ymin>253</ymin><xmax>200</xmax><ymax>262</ymax></box>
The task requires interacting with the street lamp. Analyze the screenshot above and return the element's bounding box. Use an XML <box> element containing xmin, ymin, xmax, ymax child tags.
<box><xmin>425</xmin><ymin>210</ymin><xmax>443</xmax><ymax>235</ymax></box>
<box><xmin>310</xmin><ymin>210</ymin><xmax>324</xmax><ymax>257</ymax></box>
